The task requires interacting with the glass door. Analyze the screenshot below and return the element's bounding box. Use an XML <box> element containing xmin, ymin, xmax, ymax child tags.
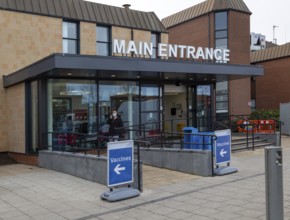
<box><xmin>140</xmin><ymin>84</ymin><xmax>162</xmax><ymax>135</ymax></box>
<box><xmin>195</xmin><ymin>85</ymin><xmax>213</xmax><ymax>132</ymax></box>
<box><xmin>99</xmin><ymin>81</ymin><xmax>139</xmax><ymax>139</ymax></box>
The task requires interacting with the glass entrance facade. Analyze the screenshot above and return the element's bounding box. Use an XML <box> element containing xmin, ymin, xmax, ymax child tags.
<box><xmin>28</xmin><ymin>78</ymin><xmax>217</xmax><ymax>152</ymax></box>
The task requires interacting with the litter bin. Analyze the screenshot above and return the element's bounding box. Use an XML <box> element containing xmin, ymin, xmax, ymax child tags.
<box><xmin>196</xmin><ymin>132</ymin><xmax>214</xmax><ymax>150</ymax></box>
<box><xmin>183</xmin><ymin>127</ymin><xmax>198</xmax><ymax>149</ymax></box>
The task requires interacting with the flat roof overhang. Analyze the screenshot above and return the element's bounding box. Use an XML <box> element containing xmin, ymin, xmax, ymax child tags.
<box><xmin>3</xmin><ymin>53</ymin><xmax>264</xmax><ymax>88</ymax></box>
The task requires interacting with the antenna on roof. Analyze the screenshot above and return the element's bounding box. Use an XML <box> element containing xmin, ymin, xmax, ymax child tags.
<box><xmin>273</xmin><ymin>25</ymin><xmax>278</xmax><ymax>44</ymax></box>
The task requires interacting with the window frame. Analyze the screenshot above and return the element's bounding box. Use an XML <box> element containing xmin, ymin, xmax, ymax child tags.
<box><xmin>96</xmin><ymin>25</ymin><xmax>111</xmax><ymax>56</ymax></box>
<box><xmin>62</xmin><ymin>21</ymin><xmax>80</xmax><ymax>54</ymax></box>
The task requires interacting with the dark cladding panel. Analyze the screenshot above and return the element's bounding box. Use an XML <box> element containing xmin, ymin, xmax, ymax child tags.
<box><xmin>52</xmin><ymin>0</ymin><xmax>63</xmax><ymax>17</ymax></box>
<box><xmin>140</xmin><ymin>13</ymin><xmax>151</xmax><ymax>30</ymax></box>
<box><xmin>114</xmin><ymin>8</ymin><xmax>125</xmax><ymax>26</ymax></box>
<box><xmin>38</xmin><ymin>0</ymin><xmax>49</xmax><ymax>14</ymax></box>
<box><xmin>23</xmin><ymin>0</ymin><xmax>33</xmax><ymax>12</ymax></box>
<box><xmin>0</xmin><ymin>0</ymin><xmax>8</xmax><ymax>8</ymax></box>
<box><xmin>30</xmin><ymin>0</ymin><xmax>41</xmax><ymax>13</ymax></box>
<box><xmin>60</xmin><ymin>0</ymin><xmax>70</xmax><ymax>18</ymax></box>
<box><xmin>98</xmin><ymin>4</ymin><xmax>110</xmax><ymax>24</ymax></box>
<box><xmin>125</xmin><ymin>10</ymin><xmax>137</xmax><ymax>27</ymax></box>
<box><xmin>120</xmin><ymin>9</ymin><xmax>132</xmax><ymax>26</ymax></box>
<box><xmin>79</xmin><ymin>0</ymin><xmax>90</xmax><ymax>21</ymax></box>
<box><xmin>46</xmin><ymin>0</ymin><xmax>57</xmax><ymax>16</ymax></box>
<box><xmin>145</xmin><ymin>13</ymin><xmax>157</xmax><ymax>31</ymax></box>
<box><xmin>67</xmin><ymin>0</ymin><xmax>78</xmax><ymax>19</ymax></box>
<box><xmin>137</xmin><ymin>11</ymin><xmax>147</xmax><ymax>29</ymax></box>
<box><xmin>93</xmin><ymin>3</ymin><xmax>103</xmax><ymax>23</ymax></box>
<box><xmin>7</xmin><ymin>0</ymin><xmax>16</xmax><ymax>9</ymax></box>
<box><xmin>72</xmin><ymin>0</ymin><xmax>83</xmax><ymax>20</ymax></box>
<box><xmin>86</xmin><ymin>2</ymin><xmax>97</xmax><ymax>21</ymax></box>
<box><xmin>103</xmin><ymin>5</ymin><xmax>114</xmax><ymax>25</ymax></box>
<box><xmin>0</xmin><ymin>0</ymin><xmax>167</xmax><ymax>32</ymax></box>
<box><xmin>15</xmin><ymin>0</ymin><xmax>24</xmax><ymax>11</ymax></box>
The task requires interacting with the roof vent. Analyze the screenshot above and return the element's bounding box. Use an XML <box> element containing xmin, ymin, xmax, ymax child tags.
<box><xmin>122</xmin><ymin>4</ymin><xmax>131</xmax><ymax>9</ymax></box>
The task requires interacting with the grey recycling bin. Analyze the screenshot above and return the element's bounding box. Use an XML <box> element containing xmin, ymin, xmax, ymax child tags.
<box><xmin>183</xmin><ymin>127</ymin><xmax>198</xmax><ymax>149</ymax></box>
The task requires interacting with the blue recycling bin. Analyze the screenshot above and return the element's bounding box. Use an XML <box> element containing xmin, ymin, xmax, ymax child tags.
<box><xmin>196</xmin><ymin>132</ymin><xmax>214</xmax><ymax>150</ymax></box>
<box><xmin>183</xmin><ymin>127</ymin><xmax>198</xmax><ymax>149</ymax></box>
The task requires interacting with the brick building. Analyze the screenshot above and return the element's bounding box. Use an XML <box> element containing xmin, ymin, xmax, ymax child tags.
<box><xmin>251</xmin><ymin>43</ymin><xmax>290</xmax><ymax>109</ymax></box>
<box><xmin>0</xmin><ymin>0</ymin><xmax>262</xmax><ymax>161</ymax></box>
<box><xmin>162</xmin><ymin>0</ymin><xmax>254</xmax><ymax>118</ymax></box>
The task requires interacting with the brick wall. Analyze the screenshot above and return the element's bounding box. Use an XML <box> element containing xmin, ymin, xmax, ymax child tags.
<box><xmin>6</xmin><ymin>84</ymin><xmax>25</xmax><ymax>153</ymax></box>
<box><xmin>255</xmin><ymin>57</ymin><xmax>290</xmax><ymax>109</ymax></box>
<box><xmin>167</xmin><ymin>10</ymin><xmax>252</xmax><ymax>115</ymax></box>
<box><xmin>8</xmin><ymin>152</ymin><xmax>38</xmax><ymax>166</ymax></box>
<box><xmin>81</xmin><ymin>22</ymin><xmax>97</xmax><ymax>55</ymax></box>
<box><xmin>0</xmin><ymin>10</ymin><xmax>62</xmax><ymax>153</ymax></box>
<box><xmin>168</xmin><ymin>15</ymin><xmax>211</xmax><ymax>48</ymax></box>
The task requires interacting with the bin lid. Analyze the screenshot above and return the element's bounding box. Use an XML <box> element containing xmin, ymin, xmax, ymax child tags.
<box><xmin>183</xmin><ymin>127</ymin><xmax>198</xmax><ymax>132</ymax></box>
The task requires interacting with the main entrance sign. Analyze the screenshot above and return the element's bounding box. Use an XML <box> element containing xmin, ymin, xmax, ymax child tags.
<box><xmin>113</xmin><ymin>39</ymin><xmax>230</xmax><ymax>62</ymax></box>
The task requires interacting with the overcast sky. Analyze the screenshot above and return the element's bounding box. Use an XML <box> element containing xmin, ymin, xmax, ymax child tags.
<box><xmin>87</xmin><ymin>0</ymin><xmax>290</xmax><ymax>45</ymax></box>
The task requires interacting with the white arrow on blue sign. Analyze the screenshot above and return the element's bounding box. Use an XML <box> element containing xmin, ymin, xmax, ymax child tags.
<box><xmin>215</xmin><ymin>129</ymin><xmax>231</xmax><ymax>165</ymax></box>
<box><xmin>107</xmin><ymin>140</ymin><xmax>134</xmax><ymax>187</ymax></box>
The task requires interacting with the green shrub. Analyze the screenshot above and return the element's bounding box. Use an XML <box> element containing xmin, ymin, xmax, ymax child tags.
<box><xmin>250</xmin><ymin>109</ymin><xmax>279</xmax><ymax>120</ymax></box>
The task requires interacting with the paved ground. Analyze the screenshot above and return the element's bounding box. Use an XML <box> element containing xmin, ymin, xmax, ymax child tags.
<box><xmin>0</xmin><ymin>137</ymin><xmax>290</xmax><ymax>220</ymax></box>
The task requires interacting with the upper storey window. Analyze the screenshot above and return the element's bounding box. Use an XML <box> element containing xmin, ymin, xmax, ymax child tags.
<box><xmin>151</xmin><ymin>33</ymin><xmax>160</xmax><ymax>59</ymax></box>
<box><xmin>215</xmin><ymin>12</ymin><xmax>228</xmax><ymax>50</ymax></box>
<box><xmin>97</xmin><ymin>26</ymin><xmax>111</xmax><ymax>56</ymax></box>
<box><xmin>62</xmin><ymin>21</ymin><xmax>79</xmax><ymax>54</ymax></box>
<box><xmin>215</xmin><ymin>12</ymin><xmax>228</xmax><ymax>63</ymax></box>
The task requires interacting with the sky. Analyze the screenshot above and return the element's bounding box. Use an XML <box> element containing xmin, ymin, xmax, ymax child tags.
<box><xmin>87</xmin><ymin>0</ymin><xmax>290</xmax><ymax>45</ymax></box>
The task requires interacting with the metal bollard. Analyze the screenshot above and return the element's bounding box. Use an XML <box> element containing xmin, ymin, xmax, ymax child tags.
<box><xmin>265</xmin><ymin>147</ymin><xmax>284</xmax><ymax>220</ymax></box>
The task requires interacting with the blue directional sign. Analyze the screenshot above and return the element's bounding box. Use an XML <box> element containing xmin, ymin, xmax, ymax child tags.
<box><xmin>215</xmin><ymin>129</ymin><xmax>231</xmax><ymax>165</ymax></box>
<box><xmin>107</xmin><ymin>140</ymin><xmax>134</xmax><ymax>187</ymax></box>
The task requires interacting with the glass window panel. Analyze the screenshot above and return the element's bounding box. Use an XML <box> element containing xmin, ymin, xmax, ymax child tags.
<box><xmin>97</xmin><ymin>43</ymin><xmax>109</xmax><ymax>56</ymax></box>
<box><xmin>216</xmin><ymin>30</ymin><xmax>227</xmax><ymax>39</ymax></box>
<box><xmin>151</xmin><ymin>33</ymin><xmax>157</xmax><ymax>47</ymax></box>
<box><xmin>62</xmin><ymin>22</ymin><xmax>77</xmax><ymax>39</ymax></box>
<box><xmin>48</xmin><ymin>79</ymin><xmax>98</xmax><ymax>136</ymax></box>
<box><xmin>99</xmin><ymin>81</ymin><xmax>139</xmax><ymax>139</ymax></box>
<box><xmin>63</xmin><ymin>39</ymin><xmax>77</xmax><ymax>54</ymax></box>
<box><xmin>97</xmin><ymin>26</ymin><xmax>109</xmax><ymax>42</ymax></box>
<box><xmin>215</xmin><ymin>12</ymin><xmax>227</xmax><ymax>30</ymax></box>
<box><xmin>216</xmin><ymin>81</ymin><xmax>228</xmax><ymax>113</ymax></box>
<box><xmin>215</xmin><ymin>38</ymin><xmax>228</xmax><ymax>48</ymax></box>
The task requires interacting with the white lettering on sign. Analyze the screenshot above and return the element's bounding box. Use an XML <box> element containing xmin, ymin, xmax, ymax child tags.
<box><xmin>110</xmin><ymin>156</ymin><xmax>131</xmax><ymax>163</ymax></box>
<box><xmin>217</xmin><ymin>142</ymin><xmax>230</xmax><ymax>147</ymax></box>
<box><xmin>113</xmin><ymin>39</ymin><xmax>230</xmax><ymax>62</ymax></box>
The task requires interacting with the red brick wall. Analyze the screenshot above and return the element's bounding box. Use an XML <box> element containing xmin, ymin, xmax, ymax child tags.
<box><xmin>228</xmin><ymin>11</ymin><xmax>250</xmax><ymax>64</ymax></box>
<box><xmin>167</xmin><ymin>11</ymin><xmax>252</xmax><ymax>115</ymax></box>
<box><xmin>254</xmin><ymin>56</ymin><xmax>290</xmax><ymax>109</ymax></box>
<box><xmin>8</xmin><ymin>152</ymin><xmax>38</xmax><ymax>166</ymax></box>
<box><xmin>168</xmin><ymin>15</ymin><xmax>212</xmax><ymax>48</ymax></box>
<box><xmin>228</xmin><ymin>12</ymin><xmax>252</xmax><ymax>115</ymax></box>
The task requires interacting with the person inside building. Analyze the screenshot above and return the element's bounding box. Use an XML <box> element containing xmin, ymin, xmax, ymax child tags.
<box><xmin>107</xmin><ymin>109</ymin><xmax>124</xmax><ymax>141</ymax></box>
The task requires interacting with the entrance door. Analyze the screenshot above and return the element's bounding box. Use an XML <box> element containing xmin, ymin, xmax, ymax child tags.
<box><xmin>195</xmin><ymin>85</ymin><xmax>213</xmax><ymax>131</ymax></box>
<box><xmin>164</xmin><ymin>85</ymin><xmax>187</xmax><ymax>133</ymax></box>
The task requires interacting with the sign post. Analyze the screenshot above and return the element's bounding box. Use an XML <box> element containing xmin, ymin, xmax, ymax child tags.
<box><xmin>101</xmin><ymin>140</ymin><xmax>140</xmax><ymax>202</ymax></box>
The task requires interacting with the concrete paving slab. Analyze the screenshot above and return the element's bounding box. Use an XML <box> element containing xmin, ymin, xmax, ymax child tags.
<box><xmin>0</xmin><ymin>136</ymin><xmax>290</xmax><ymax>219</ymax></box>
